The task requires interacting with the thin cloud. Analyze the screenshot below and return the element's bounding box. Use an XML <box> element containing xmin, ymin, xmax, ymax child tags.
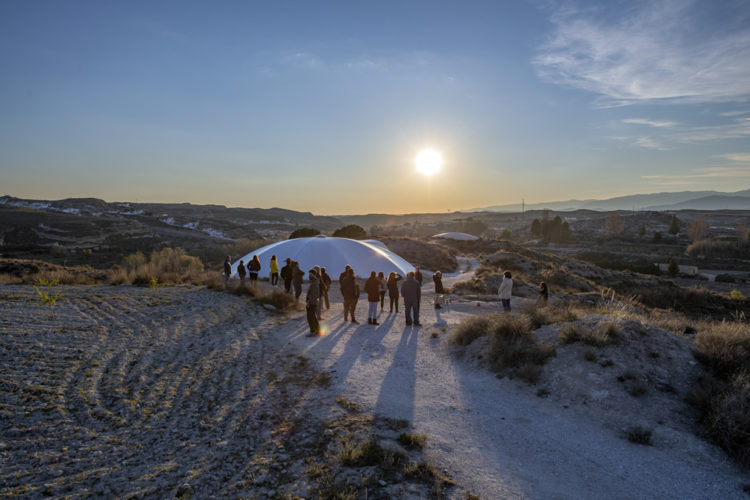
<box><xmin>622</xmin><ymin>118</ymin><xmax>676</xmax><ymax>127</ymax></box>
<box><xmin>634</xmin><ymin>137</ymin><xmax>668</xmax><ymax>150</ymax></box>
<box><xmin>534</xmin><ymin>1</ymin><xmax>750</xmax><ymax>105</ymax></box>
<box><xmin>717</xmin><ymin>153</ymin><xmax>750</xmax><ymax>162</ymax></box>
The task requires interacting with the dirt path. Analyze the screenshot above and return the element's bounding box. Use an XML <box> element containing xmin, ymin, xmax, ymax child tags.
<box><xmin>280</xmin><ymin>287</ymin><xmax>749</xmax><ymax>499</ymax></box>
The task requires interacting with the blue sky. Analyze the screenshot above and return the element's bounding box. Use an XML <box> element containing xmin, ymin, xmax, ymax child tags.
<box><xmin>1</xmin><ymin>0</ymin><xmax>749</xmax><ymax>214</ymax></box>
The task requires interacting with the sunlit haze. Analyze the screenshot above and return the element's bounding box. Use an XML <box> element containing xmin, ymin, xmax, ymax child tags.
<box><xmin>415</xmin><ymin>149</ymin><xmax>443</xmax><ymax>176</ymax></box>
<box><xmin>1</xmin><ymin>1</ymin><xmax>749</xmax><ymax>214</ymax></box>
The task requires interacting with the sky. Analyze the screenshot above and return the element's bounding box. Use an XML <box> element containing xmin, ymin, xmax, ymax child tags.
<box><xmin>1</xmin><ymin>0</ymin><xmax>750</xmax><ymax>215</ymax></box>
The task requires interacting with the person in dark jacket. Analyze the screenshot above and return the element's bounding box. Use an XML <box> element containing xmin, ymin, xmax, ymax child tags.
<box><xmin>364</xmin><ymin>271</ymin><xmax>381</xmax><ymax>325</ymax></box>
<box><xmin>401</xmin><ymin>271</ymin><xmax>421</xmax><ymax>326</ymax></box>
<box><xmin>280</xmin><ymin>258</ymin><xmax>293</xmax><ymax>293</ymax></box>
<box><xmin>415</xmin><ymin>266</ymin><xmax>423</xmax><ymax>286</ymax></box>
<box><xmin>305</xmin><ymin>269</ymin><xmax>321</xmax><ymax>336</ymax></box>
<box><xmin>341</xmin><ymin>268</ymin><xmax>359</xmax><ymax>323</ymax></box>
<box><xmin>237</xmin><ymin>259</ymin><xmax>246</xmax><ymax>286</ymax></box>
<box><xmin>292</xmin><ymin>261</ymin><xmax>305</xmax><ymax>300</ymax></box>
<box><xmin>223</xmin><ymin>255</ymin><xmax>232</xmax><ymax>288</ymax></box>
<box><xmin>248</xmin><ymin>255</ymin><xmax>261</xmax><ymax>283</ymax></box>
<box><xmin>386</xmin><ymin>272</ymin><xmax>402</xmax><ymax>313</ymax></box>
<box><xmin>433</xmin><ymin>270</ymin><xmax>445</xmax><ymax>309</ymax></box>
<box><xmin>320</xmin><ymin>267</ymin><xmax>332</xmax><ymax>310</ymax></box>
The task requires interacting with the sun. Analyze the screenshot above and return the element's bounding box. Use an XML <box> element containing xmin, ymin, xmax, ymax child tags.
<box><xmin>415</xmin><ymin>149</ymin><xmax>443</xmax><ymax>176</ymax></box>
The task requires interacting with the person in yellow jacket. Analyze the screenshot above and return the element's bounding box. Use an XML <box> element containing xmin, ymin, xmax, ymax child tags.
<box><xmin>269</xmin><ymin>255</ymin><xmax>280</xmax><ymax>287</ymax></box>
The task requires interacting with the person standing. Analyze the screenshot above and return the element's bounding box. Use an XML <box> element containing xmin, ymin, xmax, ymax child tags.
<box><xmin>401</xmin><ymin>271</ymin><xmax>421</xmax><ymax>326</ymax></box>
<box><xmin>281</xmin><ymin>258</ymin><xmax>293</xmax><ymax>293</ymax></box>
<box><xmin>498</xmin><ymin>270</ymin><xmax>514</xmax><ymax>312</ymax></box>
<box><xmin>292</xmin><ymin>261</ymin><xmax>305</xmax><ymax>300</ymax></box>
<box><xmin>305</xmin><ymin>269</ymin><xmax>321</xmax><ymax>337</ymax></box>
<box><xmin>433</xmin><ymin>270</ymin><xmax>445</xmax><ymax>309</ymax></box>
<box><xmin>377</xmin><ymin>272</ymin><xmax>387</xmax><ymax>311</ymax></box>
<box><xmin>248</xmin><ymin>255</ymin><xmax>261</xmax><ymax>283</ymax></box>
<box><xmin>364</xmin><ymin>271</ymin><xmax>381</xmax><ymax>325</ymax></box>
<box><xmin>341</xmin><ymin>268</ymin><xmax>359</xmax><ymax>324</ymax></box>
<box><xmin>415</xmin><ymin>265</ymin><xmax>423</xmax><ymax>287</ymax></box>
<box><xmin>386</xmin><ymin>272</ymin><xmax>402</xmax><ymax>313</ymax></box>
<box><xmin>314</xmin><ymin>266</ymin><xmax>325</xmax><ymax>320</ymax></box>
<box><xmin>223</xmin><ymin>255</ymin><xmax>232</xmax><ymax>288</ymax></box>
<box><xmin>237</xmin><ymin>259</ymin><xmax>247</xmax><ymax>286</ymax></box>
<box><xmin>320</xmin><ymin>267</ymin><xmax>332</xmax><ymax>310</ymax></box>
<box><xmin>270</xmin><ymin>255</ymin><xmax>279</xmax><ymax>287</ymax></box>
<box><xmin>536</xmin><ymin>282</ymin><xmax>549</xmax><ymax>308</ymax></box>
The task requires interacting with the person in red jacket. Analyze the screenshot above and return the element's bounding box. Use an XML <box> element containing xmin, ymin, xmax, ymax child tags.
<box><xmin>364</xmin><ymin>271</ymin><xmax>381</xmax><ymax>325</ymax></box>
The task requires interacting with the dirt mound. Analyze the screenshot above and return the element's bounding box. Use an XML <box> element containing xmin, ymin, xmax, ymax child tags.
<box><xmin>380</xmin><ymin>237</ymin><xmax>458</xmax><ymax>272</ymax></box>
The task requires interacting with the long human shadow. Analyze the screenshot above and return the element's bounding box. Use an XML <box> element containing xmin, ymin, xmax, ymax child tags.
<box><xmin>328</xmin><ymin>310</ymin><xmax>391</xmax><ymax>385</ymax></box>
<box><xmin>373</xmin><ymin>325</ymin><xmax>418</xmax><ymax>423</ymax></box>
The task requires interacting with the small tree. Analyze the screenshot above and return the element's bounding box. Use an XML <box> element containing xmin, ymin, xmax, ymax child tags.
<box><xmin>687</xmin><ymin>218</ymin><xmax>708</xmax><ymax>242</ymax></box>
<box><xmin>653</xmin><ymin>231</ymin><xmax>662</xmax><ymax>243</ymax></box>
<box><xmin>737</xmin><ymin>221</ymin><xmax>747</xmax><ymax>242</ymax></box>
<box><xmin>668</xmin><ymin>215</ymin><xmax>680</xmax><ymax>235</ymax></box>
<box><xmin>638</xmin><ymin>223</ymin><xmax>646</xmax><ymax>237</ymax></box>
<box><xmin>500</xmin><ymin>228</ymin><xmax>512</xmax><ymax>240</ymax></box>
<box><xmin>289</xmin><ymin>227</ymin><xmax>320</xmax><ymax>239</ymax></box>
<box><xmin>463</xmin><ymin>217</ymin><xmax>488</xmax><ymax>236</ymax></box>
<box><xmin>332</xmin><ymin>224</ymin><xmax>367</xmax><ymax>240</ymax></box>
<box><xmin>530</xmin><ymin>218</ymin><xmax>542</xmax><ymax>237</ymax></box>
<box><xmin>605</xmin><ymin>213</ymin><xmax>624</xmax><ymax>236</ymax></box>
<box><xmin>668</xmin><ymin>258</ymin><xmax>679</xmax><ymax>276</ymax></box>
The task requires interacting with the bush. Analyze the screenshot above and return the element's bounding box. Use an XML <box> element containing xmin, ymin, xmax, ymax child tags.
<box><xmin>451</xmin><ymin>313</ymin><xmax>555</xmax><ymax>379</ymax></box>
<box><xmin>332</xmin><ymin>224</ymin><xmax>367</xmax><ymax>240</ymax></box>
<box><xmin>254</xmin><ymin>289</ymin><xmax>299</xmax><ymax>312</ymax></box>
<box><xmin>625</xmin><ymin>426</ymin><xmax>652</xmax><ymax>445</ymax></box>
<box><xmin>689</xmin><ymin>321</ymin><xmax>750</xmax><ymax>467</ymax></box>
<box><xmin>122</xmin><ymin>247</ymin><xmax>204</xmax><ymax>285</ymax></box>
<box><xmin>289</xmin><ymin>227</ymin><xmax>320</xmax><ymax>239</ymax></box>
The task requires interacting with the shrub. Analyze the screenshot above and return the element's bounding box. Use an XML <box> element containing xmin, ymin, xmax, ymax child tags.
<box><xmin>559</xmin><ymin>324</ymin><xmax>582</xmax><ymax>344</ymax></box>
<box><xmin>625</xmin><ymin>426</ymin><xmax>652</xmax><ymax>445</ymax></box>
<box><xmin>397</xmin><ymin>433</ymin><xmax>427</xmax><ymax>449</ymax></box>
<box><xmin>289</xmin><ymin>227</ymin><xmax>320</xmax><ymax>239</ymax></box>
<box><xmin>336</xmin><ymin>436</ymin><xmax>406</xmax><ymax>471</ymax></box>
<box><xmin>253</xmin><ymin>289</ymin><xmax>299</xmax><ymax>312</ymax></box>
<box><xmin>450</xmin><ymin>315</ymin><xmax>495</xmax><ymax>346</ymax></box>
<box><xmin>522</xmin><ymin>301</ymin><xmax>580</xmax><ymax>328</ymax></box>
<box><xmin>122</xmin><ymin>247</ymin><xmax>204</xmax><ymax>285</ymax></box>
<box><xmin>693</xmin><ymin>321</ymin><xmax>750</xmax><ymax>379</ymax></box>
<box><xmin>451</xmin><ymin>313</ymin><xmax>555</xmax><ymax>378</ymax></box>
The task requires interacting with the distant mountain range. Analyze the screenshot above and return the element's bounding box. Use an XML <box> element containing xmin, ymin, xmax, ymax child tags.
<box><xmin>471</xmin><ymin>189</ymin><xmax>750</xmax><ymax>212</ymax></box>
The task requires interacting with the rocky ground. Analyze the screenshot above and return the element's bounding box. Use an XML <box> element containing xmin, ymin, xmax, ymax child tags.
<box><xmin>0</xmin><ymin>285</ymin><xmax>446</xmax><ymax>498</ymax></box>
<box><xmin>1</xmin><ymin>279</ymin><xmax>748</xmax><ymax>499</ymax></box>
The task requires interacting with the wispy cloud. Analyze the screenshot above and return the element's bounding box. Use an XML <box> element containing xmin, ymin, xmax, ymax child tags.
<box><xmin>622</xmin><ymin>118</ymin><xmax>677</xmax><ymax>128</ymax></box>
<box><xmin>534</xmin><ymin>1</ymin><xmax>750</xmax><ymax>105</ymax></box>
<box><xmin>717</xmin><ymin>153</ymin><xmax>750</xmax><ymax>163</ymax></box>
<box><xmin>634</xmin><ymin>136</ymin><xmax>667</xmax><ymax>150</ymax></box>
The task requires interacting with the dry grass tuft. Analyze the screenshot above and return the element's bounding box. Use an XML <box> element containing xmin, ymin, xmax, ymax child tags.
<box><xmin>451</xmin><ymin>313</ymin><xmax>555</xmax><ymax>382</ymax></box>
<box><xmin>689</xmin><ymin>320</ymin><xmax>750</xmax><ymax>467</ymax></box>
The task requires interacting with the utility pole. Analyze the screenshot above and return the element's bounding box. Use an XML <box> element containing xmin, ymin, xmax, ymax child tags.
<box><xmin>522</xmin><ymin>199</ymin><xmax>525</xmax><ymax>214</ymax></box>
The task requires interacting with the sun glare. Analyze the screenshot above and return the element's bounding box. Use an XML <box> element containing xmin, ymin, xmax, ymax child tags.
<box><xmin>415</xmin><ymin>149</ymin><xmax>443</xmax><ymax>176</ymax></box>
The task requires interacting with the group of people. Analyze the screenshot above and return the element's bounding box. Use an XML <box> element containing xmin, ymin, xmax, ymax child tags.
<box><xmin>223</xmin><ymin>255</ymin><xmax>549</xmax><ymax>336</ymax></box>
<box><xmin>303</xmin><ymin>265</ymin><xmax>430</xmax><ymax>336</ymax></box>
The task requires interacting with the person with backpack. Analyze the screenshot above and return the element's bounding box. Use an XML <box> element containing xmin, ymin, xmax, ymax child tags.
<box><xmin>401</xmin><ymin>271</ymin><xmax>421</xmax><ymax>326</ymax></box>
<box><xmin>292</xmin><ymin>261</ymin><xmax>305</xmax><ymax>300</ymax></box>
<box><xmin>387</xmin><ymin>272</ymin><xmax>402</xmax><ymax>313</ymax></box>
<box><xmin>364</xmin><ymin>271</ymin><xmax>381</xmax><ymax>325</ymax></box>
<box><xmin>341</xmin><ymin>267</ymin><xmax>359</xmax><ymax>324</ymax></box>
<box><xmin>247</xmin><ymin>255</ymin><xmax>261</xmax><ymax>283</ymax></box>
